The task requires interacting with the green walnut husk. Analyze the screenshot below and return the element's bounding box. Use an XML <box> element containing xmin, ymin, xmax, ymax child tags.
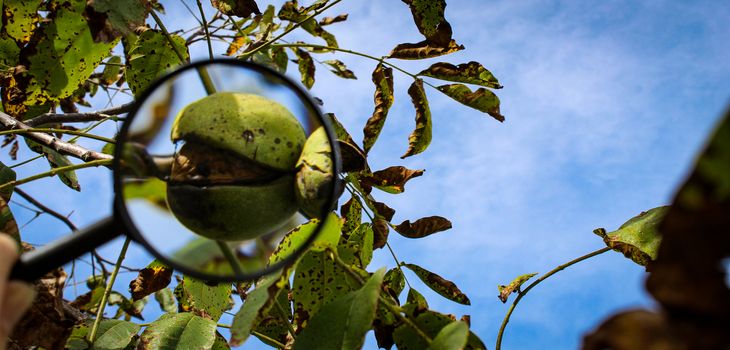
<box><xmin>167</xmin><ymin>92</ymin><xmax>306</xmax><ymax>241</ymax></box>
<box><xmin>295</xmin><ymin>126</ymin><xmax>335</xmax><ymax>218</ymax></box>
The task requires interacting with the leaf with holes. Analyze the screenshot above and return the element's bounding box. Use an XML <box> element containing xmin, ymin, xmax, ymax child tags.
<box><xmin>126</xmin><ymin>30</ymin><xmax>188</xmax><ymax>96</ymax></box>
<box><xmin>418</xmin><ymin>61</ymin><xmax>502</xmax><ymax>89</ymax></box>
<box><xmin>294</xmin><ymin>268</ymin><xmax>385</xmax><ymax>350</ymax></box>
<box><xmin>401</xmin><ymin>79</ymin><xmax>432</xmax><ymax>159</ymax></box>
<box><xmin>395</xmin><ymin>216</ymin><xmax>452</xmax><ymax>239</ymax></box>
<box><xmin>175</xmin><ymin>276</ymin><xmax>231</xmax><ymax>321</ymax></box>
<box><xmin>388</xmin><ymin>40</ymin><xmax>464</xmax><ymax>60</ymax></box>
<box><xmin>438</xmin><ymin>83</ymin><xmax>504</xmax><ymax>122</ymax></box>
<box><xmin>137</xmin><ymin>313</ymin><xmax>217</xmax><ymax>350</ymax></box>
<box><xmin>323</xmin><ymin>59</ymin><xmax>356</xmax><ymax>79</ymax></box>
<box><xmin>498</xmin><ymin>273</ymin><xmax>537</xmax><ymax>303</ymax></box>
<box><xmin>403</xmin><ymin>263</ymin><xmax>470</xmax><ymax>305</ymax></box>
<box><xmin>594</xmin><ymin>206</ymin><xmax>669</xmax><ymax>267</ymax></box>
<box><xmin>363</xmin><ymin>64</ymin><xmax>394</xmax><ymax>153</ymax></box>
<box><xmin>361</xmin><ymin>166</ymin><xmax>424</xmax><ymax>194</ymax></box>
<box><xmin>129</xmin><ymin>259</ymin><xmax>173</xmax><ymax>301</ymax></box>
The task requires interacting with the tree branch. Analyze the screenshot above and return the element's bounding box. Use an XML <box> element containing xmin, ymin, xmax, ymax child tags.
<box><xmin>0</xmin><ymin>111</ymin><xmax>112</xmax><ymax>162</ymax></box>
<box><xmin>24</xmin><ymin>102</ymin><xmax>133</xmax><ymax>127</ymax></box>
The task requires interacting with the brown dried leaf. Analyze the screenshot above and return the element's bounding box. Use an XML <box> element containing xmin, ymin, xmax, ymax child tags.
<box><xmin>323</xmin><ymin>59</ymin><xmax>356</xmax><ymax>79</ymax></box>
<box><xmin>401</xmin><ymin>79</ymin><xmax>432</xmax><ymax>159</ymax></box>
<box><xmin>338</xmin><ymin>140</ymin><xmax>368</xmax><ymax>173</ymax></box>
<box><xmin>211</xmin><ymin>0</ymin><xmax>261</xmax><ymax>17</ymax></box>
<box><xmin>418</xmin><ymin>61</ymin><xmax>502</xmax><ymax>89</ymax></box>
<box><xmin>129</xmin><ymin>260</ymin><xmax>173</xmax><ymax>301</ymax></box>
<box><xmin>369</xmin><ymin>199</ymin><xmax>395</xmax><ymax>222</ymax></box>
<box><xmin>294</xmin><ymin>48</ymin><xmax>315</xmax><ymax>89</ymax></box>
<box><xmin>388</xmin><ymin>40</ymin><xmax>464</xmax><ymax>60</ymax></box>
<box><xmin>361</xmin><ymin>166</ymin><xmax>424</xmax><ymax>194</ymax></box>
<box><xmin>363</xmin><ymin>64</ymin><xmax>394</xmax><ymax>153</ymax></box>
<box><xmin>403</xmin><ymin>263</ymin><xmax>470</xmax><ymax>305</ymax></box>
<box><xmin>372</xmin><ymin>218</ymin><xmax>390</xmax><ymax>249</ymax></box>
<box><xmin>582</xmin><ymin>310</ymin><xmax>680</xmax><ymax>350</ymax></box>
<box><xmin>319</xmin><ymin>14</ymin><xmax>348</xmax><ymax>26</ymax></box>
<box><xmin>394</xmin><ymin>216</ymin><xmax>451</xmax><ymax>239</ymax></box>
<box><xmin>438</xmin><ymin>83</ymin><xmax>504</xmax><ymax>122</ymax></box>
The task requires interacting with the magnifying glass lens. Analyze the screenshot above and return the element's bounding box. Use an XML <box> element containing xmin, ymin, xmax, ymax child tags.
<box><xmin>117</xmin><ymin>61</ymin><xmax>336</xmax><ymax>281</ymax></box>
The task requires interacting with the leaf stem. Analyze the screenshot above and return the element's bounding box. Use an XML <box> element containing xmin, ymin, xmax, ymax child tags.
<box><xmin>150</xmin><ymin>10</ymin><xmax>217</xmax><ymax>95</ymax></box>
<box><xmin>215</xmin><ymin>240</ymin><xmax>246</xmax><ymax>276</ymax></box>
<box><xmin>241</xmin><ymin>0</ymin><xmax>343</xmax><ymax>58</ymax></box>
<box><xmin>274</xmin><ymin>298</ymin><xmax>297</xmax><ymax>339</ymax></box>
<box><xmin>196</xmin><ymin>0</ymin><xmax>214</xmax><ymax>60</ymax></box>
<box><xmin>495</xmin><ymin>246</ymin><xmax>612</xmax><ymax>350</ymax></box>
<box><xmin>88</xmin><ymin>237</ymin><xmax>132</xmax><ymax>343</ymax></box>
<box><xmin>0</xmin><ymin>158</ymin><xmax>112</xmax><ymax>192</ymax></box>
<box><xmin>0</xmin><ymin>128</ymin><xmax>115</xmax><ymax>144</ymax></box>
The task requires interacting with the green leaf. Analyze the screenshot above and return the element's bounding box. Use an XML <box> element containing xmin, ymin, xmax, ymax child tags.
<box><xmin>44</xmin><ymin>147</ymin><xmax>80</xmax><ymax>191</ymax></box>
<box><xmin>155</xmin><ymin>288</ymin><xmax>177</xmax><ymax>314</ymax></box>
<box><xmin>394</xmin><ymin>216</ymin><xmax>452</xmax><ymax>239</ymax></box>
<box><xmin>211</xmin><ymin>0</ymin><xmax>261</xmax><ymax>17</ymax></box>
<box><xmin>418</xmin><ymin>61</ymin><xmax>502</xmax><ymax>89</ymax></box>
<box><xmin>23</xmin><ymin>0</ymin><xmax>117</xmax><ymax>105</ymax></box>
<box><xmin>593</xmin><ymin>206</ymin><xmax>669</xmax><ymax>266</ymax></box>
<box><xmin>0</xmin><ymin>161</ymin><xmax>16</xmax><ymax>201</ymax></box>
<box><xmin>0</xmin><ymin>36</ymin><xmax>20</xmax><ymax>67</ymax></box>
<box><xmin>340</xmin><ymin>197</ymin><xmax>362</xmax><ymax>234</ymax></box>
<box><xmin>402</xmin><ymin>288</ymin><xmax>428</xmax><ymax>316</ymax></box>
<box><xmin>211</xmin><ymin>332</ymin><xmax>231</xmax><ymax>350</ymax></box>
<box><xmin>230</xmin><ymin>272</ymin><xmax>288</xmax><ymax>346</ymax></box>
<box><xmin>338</xmin><ymin>223</ymin><xmax>374</xmax><ymax>268</ymax></box>
<box><xmin>388</xmin><ymin>40</ymin><xmax>464</xmax><ymax>60</ymax></box>
<box><xmin>292</xmin><ymin>249</ymin><xmax>361</xmax><ymax>329</ymax></box>
<box><xmin>497</xmin><ymin>272</ymin><xmax>537</xmax><ymax>303</ymax></box>
<box><xmin>122</xmin><ymin>178</ymin><xmax>168</xmax><ymax>210</ymax></box>
<box><xmin>437</xmin><ymin>83</ymin><xmax>504</xmax><ymax>122</ymax></box>
<box><xmin>401</xmin><ymin>79</ymin><xmax>432</xmax><ymax>159</ymax></box>
<box><xmin>403</xmin><ymin>263</ymin><xmax>470</xmax><ymax>305</ymax></box>
<box><xmin>360</xmin><ymin>166</ymin><xmax>424</xmax><ymax>194</ymax></box>
<box><xmin>294</xmin><ymin>48</ymin><xmax>315</xmax><ymax>89</ymax></box>
<box><xmin>401</xmin><ymin>0</ymin><xmax>452</xmax><ymax>46</ymax></box>
<box><xmin>427</xmin><ymin>321</ymin><xmax>469</xmax><ymax>350</ymax></box>
<box><xmin>126</xmin><ymin>30</ymin><xmax>188</xmax><ymax>96</ymax></box>
<box><xmin>137</xmin><ymin>313</ymin><xmax>217</xmax><ymax>350</ymax></box>
<box><xmin>3</xmin><ymin>0</ymin><xmax>41</xmax><ymax>44</ymax></box>
<box><xmin>129</xmin><ymin>259</ymin><xmax>173</xmax><ymax>301</ymax></box>
<box><xmin>251</xmin><ymin>46</ymin><xmax>288</xmax><ymax>74</ymax></box>
<box><xmin>294</xmin><ymin>268</ymin><xmax>386</xmax><ymax>350</ymax></box>
<box><xmin>323</xmin><ymin>59</ymin><xmax>356</xmax><ymax>79</ymax></box>
<box><xmin>90</xmin><ymin>0</ymin><xmax>150</xmax><ymax>36</ymax></box>
<box><xmin>92</xmin><ymin>319</ymin><xmax>141</xmax><ymax>350</ymax></box>
<box><xmin>176</xmin><ymin>276</ymin><xmax>231</xmax><ymax>322</ymax></box>
<box><xmin>393</xmin><ymin>310</ymin><xmax>486</xmax><ymax>350</ymax></box>
<box><xmin>65</xmin><ymin>323</ymin><xmax>91</xmax><ymax>349</ymax></box>
<box><xmin>362</xmin><ymin>64</ymin><xmax>394</xmax><ymax>153</ymax></box>
<box><xmin>108</xmin><ymin>292</ymin><xmax>147</xmax><ymax>320</ymax></box>
<box><xmin>268</xmin><ymin>213</ymin><xmax>342</xmax><ymax>265</ymax></box>
<box><xmin>383</xmin><ymin>268</ymin><xmax>405</xmax><ymax>300</ymax></box>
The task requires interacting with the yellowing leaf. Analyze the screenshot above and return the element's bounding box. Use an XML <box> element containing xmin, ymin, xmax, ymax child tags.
<box><xmin>3</xmin><ymin>0</ymin><xmax>41</xmax><ymax>44</ymax></box>
<box><xmin>388</xmin><ymin>39</ymin><xmax>464</xmax><ymax>60</ymax></box>
<box><xmin>594</xmin><ymin>206</ymin><xmax>669</xmax><ymax>267</ymax></box>
<box><xmin>395</xmin><ymin>216</ymin><xmax>452</xmax><ymax>239</ymax></box>
<box><xmin>418</xmin><ymin>61</ymin><xmax>502</xmax><ymax>89</ymax></box>
<box><xmin>403</xmin><ymin>263</ymin><xmax>470</xmax><ymax>305</ymax></box>
<box><xmin>226</xmin><ymin>36</ymin><xmax>248</xmax><ymax>56</ymax></box>
<box><xmin>363</xmin><ymin>64</ymin><xmax>394</xmax><ymax>153</ymax></box>
<box><xmin>126</xmin><ymin>30</ymin><xmax>188</xmax><ymax>96</ymax></box>
<box><xmin>497</xmin><ymin>273</ymin><xmax>537</xmax><ymax>303</ymax></box>
<box><xmin>401</xmin><ymin>79</ymin><xmax>432</xmax><ymax>159</ymax></box>
<box><xmin>437</xmin><ymin>83</ymin><xmax>504</xmax><ymax>122</ymax></box>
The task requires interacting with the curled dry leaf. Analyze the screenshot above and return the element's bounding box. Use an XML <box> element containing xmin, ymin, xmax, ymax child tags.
<box><xmin>401</xmin><ymin>79</ymin><xmax>432</xmax><ymax>159</ymax></box>
<box><xmin>497</xmin><ymin>273</ymin><xmax>537</xmax><ymax>303</ymax></box>
<box><xmin>319</xmin><ymin>14</ymin><xmax>348</xmax><ymax>26</ymax></box>
<box><xmin>360</xmin><ymin>166</ymin><xmax>424</xmax><ymax>194</ymax></box>
<box><xmin>388</xmin><ymin>40</ymin><xmax>464</xmax><ymax>60</ymax></box>
<box><xmin>129</xmin><ymin>259</ymin><xmax>173</xmax><ymax>301</ymax></box>
<box><xmin>394</xmin><ymin>216</ymin><xmax>452</xmax><ymax>239</ymax></box>
<box><xmin>418</xmin><ymin>61</ymin><xmax>502</xmax><ymax>89</ymax></box>
<box><xmin>403</xmin><ymin>263</ymin><xmax>471</xmax><ymax>305</ymax></box>
<box><xmin>363</xmin><ymin>64</ymin><xmax>394</xmax><ymax>153</ymax></box>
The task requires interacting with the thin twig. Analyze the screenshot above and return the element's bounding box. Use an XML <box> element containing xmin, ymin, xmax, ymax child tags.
<box><xmin>88</xmin><ymin>237</ymin><xmax>132</xmax><ymax>343</ymax></box>
<box><xmin>25</xmin><ymin>102</ymin><xmax>132</xmax><ymax>126</ymax></box>
<box><xmin>0</xmin><ymin>128</ymin><xmax>115</xmax><ymax>144</ymax></box>
<box><xmin>0</xmin><ymin>158</ymin><xmax>112</xmax><ymax>192</ymax></box>
<box><xmin>495</xmin><ymin>247</ymin><xmax>612</xmax><ymax>350</ymax></box>
<box><xmin>0</xmin><ymin>111</ymin><xmax>113</xmax><ymax>162</ymax></box>
<box><xmin>196</xmin><ymin>0</ymin><xmax>214</xmax><ymax>60</ymax></box>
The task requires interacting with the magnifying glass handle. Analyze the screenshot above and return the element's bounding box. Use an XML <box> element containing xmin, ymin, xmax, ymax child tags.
<box><xmin>10</xmin><ymin>216</ymin><xmax>124</xmax><ymax>282</ymax></box>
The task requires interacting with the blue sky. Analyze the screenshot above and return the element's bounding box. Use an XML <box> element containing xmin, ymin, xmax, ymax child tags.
<box><xmin>5</xmin><ymin>1</ymin><xmax>730</xmax><ymax>349</ymax></box>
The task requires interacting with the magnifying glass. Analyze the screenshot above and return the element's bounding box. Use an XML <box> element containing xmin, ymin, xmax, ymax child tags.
<box><xmin>10</xmin><ymin>58</ymin><xmax>341</xmax><ymax>283</ymax></box>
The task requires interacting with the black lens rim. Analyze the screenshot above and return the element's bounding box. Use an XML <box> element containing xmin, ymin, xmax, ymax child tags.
<box><xmin>113</xmin><ymin>58</ymin><xmax>342</xmax><ymax>282</ymax></box>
